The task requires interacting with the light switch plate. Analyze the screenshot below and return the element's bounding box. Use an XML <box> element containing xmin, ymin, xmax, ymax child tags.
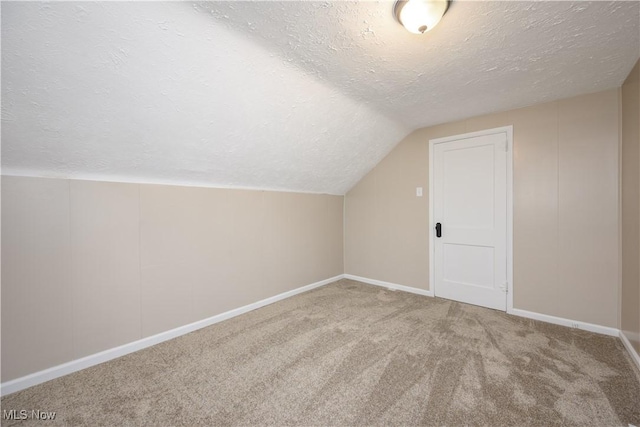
<box><xmin>416</xmin><ymin>187</ymin><xmax>423</xmax><ymax>197</ymax></box>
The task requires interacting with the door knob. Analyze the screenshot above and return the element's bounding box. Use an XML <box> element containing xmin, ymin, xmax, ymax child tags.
<box><xmin>435</xmin><ymin>222</ymin><xmax>442</xmax><ymax>238</ymax></box>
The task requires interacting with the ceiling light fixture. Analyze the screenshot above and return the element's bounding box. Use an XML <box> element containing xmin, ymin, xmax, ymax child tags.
<box><xmin>394</xmin><ymin>0</ymin><xmax>450</xmax><ymax>34</ymax></box>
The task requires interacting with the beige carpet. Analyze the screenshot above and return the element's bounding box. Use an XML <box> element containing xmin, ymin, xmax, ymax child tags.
<box><xmin>2</xmin><ymin>279</ymin><xmax>639</xmax><ymax>426</ymax></box>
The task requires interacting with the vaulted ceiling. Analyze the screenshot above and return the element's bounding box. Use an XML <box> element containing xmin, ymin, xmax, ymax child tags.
<box><xmin>2</xmin><ymin>1</ymin><xmax>638</xmax><ymax>195</ymax></box>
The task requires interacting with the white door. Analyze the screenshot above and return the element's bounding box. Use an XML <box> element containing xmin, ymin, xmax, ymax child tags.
<box><xmin>431</xmin><ymin>130</ymin><xmax>509</xmax><ymax>311</ymax></box>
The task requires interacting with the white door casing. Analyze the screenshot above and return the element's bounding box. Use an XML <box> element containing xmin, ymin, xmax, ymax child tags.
<box><xmin>429</xmin><ymin>127</ymin><xmax>513</xmax><ymax>311</ymax></box>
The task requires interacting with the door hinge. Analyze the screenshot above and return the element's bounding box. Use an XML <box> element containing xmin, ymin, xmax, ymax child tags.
<box><xmin>499</xmin><ymin>282</ymin><xmax>509</xmax><ymax>293</ymax></box>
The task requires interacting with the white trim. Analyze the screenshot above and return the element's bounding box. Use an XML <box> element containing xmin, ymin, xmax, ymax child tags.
<box><xmin>508</xmin><ymin>308</ymin><xmax>619</xmax><ymax>336</ymax></box>
<box><xmin>345</xmin><ymin>275</ymin><xmax>625</xmax><ymax>342</ymax></box>
<box><xmin>505</xmin><ymin>126</ymin><xmax>514</xmax><ymax>313</ymax></box>
<box><xmin>428</xmin><ymin>126</ymin><xmax>514</xmax><ymax>312</ymax></box>
<box><xmin>0</xmin><ymin>275</ymin><xmax>343</xmax><ymax>397</ymax></box>
<box><xmin>343</xmin><ymin>274</ymin><xmax>434</xmax><ymax>297</ymax></box>
<box><xmin>428</xmin><ymin>140</ymin><xmax>435</xmax><ymax>300</ymax></box>
<box><xmin>619</xmin><ymin>331</ymin><xmax>640</xmax><ymax>372</ymax></box>
<box><xmin>4</xmin><ymin>272</ymin><xmax>633</xmax><ymax>396</ymax></box>
<box><xmin>0</xmin><ymin>172</ymin><xmax>343</xmax><ymax>196</ymax></box>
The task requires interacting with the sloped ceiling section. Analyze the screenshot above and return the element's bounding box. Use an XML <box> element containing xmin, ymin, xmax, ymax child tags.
<box><xmin>201</xmin><ymin>0</ymin><xmax>640</xmax><ymax>129</ymax></box>
<box><xmin>2</xmin><ymin>1</ymin><xmax>639</xmax><ymax>195</ymax></box>
<box><xmin>1</xmin><ymin>2</ymin><xmax>408</xmax><ymax>195</ymax></box>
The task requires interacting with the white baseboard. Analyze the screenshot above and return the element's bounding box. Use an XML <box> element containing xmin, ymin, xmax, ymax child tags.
<box><xmin>507</xmin><ymin>308</ymin><xmax>619</xmax><ymax>336</ymax></box>
<box><xmin>0</xmin><ymin>275</ymin><xmax>343</xmax><ymax>397</ymax></box>
<box><xmin>4</xmin><ymin>272</ymin><xmax>636</xmax><ymax>396</ymax></box>
<box><xmin>619</xmin><ymin>330</ymin><xmax>640</xmax><ymax>372</ymax></box>
<box><xmin>343</xmin><ymin>275</ymin><xmax>617</xmax><ymax>337</ymax></box>
<box><xmin>345</xmin><ymin>275</ymin><xmax>639</xmax><ymax>369</ymax></box>
<box><xmin>349</xmin><ymin>275</ymin><xmax>640</xmax><ymax>374</ymax></box>
<box><xmin>343</xmin><ymin>274</ymin><xmax>434</xmax><ymax>297</ymax></box>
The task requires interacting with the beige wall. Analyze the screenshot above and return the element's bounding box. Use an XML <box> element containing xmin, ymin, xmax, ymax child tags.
<box><xmin>345</xmin><ymin>89</ymin><xmax>621</xmax><ymax>328</ymax></box>
<box><xmin>621</xmin><ymin>59</ymin><xmax>640</xmax><ymax>352</ymax></box>
<box><xmin>1</xmin><ymin>177</ymin><xmax>343</xmax><ymax>382</ymax></box>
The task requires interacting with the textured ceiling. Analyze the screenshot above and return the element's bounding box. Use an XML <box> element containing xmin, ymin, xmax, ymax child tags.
<box><xmin>1</xmin><ymin>1</ymin><xmax>408</xmax><ymax>195</ymax></box>
<box><xmin>200</xmin><ymin>0</ymin><xmax>640</xmax><ymax>128</ymax></box>
<box><xmin>2</xmin><ymin>1</ymin><xmax>639</xmax><ymax>195</ymax></box>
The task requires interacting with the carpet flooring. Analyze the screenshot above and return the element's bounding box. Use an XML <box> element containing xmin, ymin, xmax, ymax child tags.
<box><xmin>2</xmin><ymin>279</ymin><xmax>640</xmax><ymax>426</ymax></box>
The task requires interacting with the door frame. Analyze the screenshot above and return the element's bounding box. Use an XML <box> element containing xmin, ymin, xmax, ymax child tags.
<box><xmin>428</xmin><ymin>126</ymin><xmax>514</xmax><ymax>312</ymax></box>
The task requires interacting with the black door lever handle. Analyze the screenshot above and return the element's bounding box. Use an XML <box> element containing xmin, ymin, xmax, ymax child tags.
<box><xmin>435</xmin><ymin>222</ymin><xmax>442</xmax><ymax>238</ymax></box>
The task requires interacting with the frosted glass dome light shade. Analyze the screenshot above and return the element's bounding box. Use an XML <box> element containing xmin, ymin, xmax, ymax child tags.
<box><xmin>394</xmin><ymin>0</ymin><xmax>450</xmax><ymax>34</ymax></box>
